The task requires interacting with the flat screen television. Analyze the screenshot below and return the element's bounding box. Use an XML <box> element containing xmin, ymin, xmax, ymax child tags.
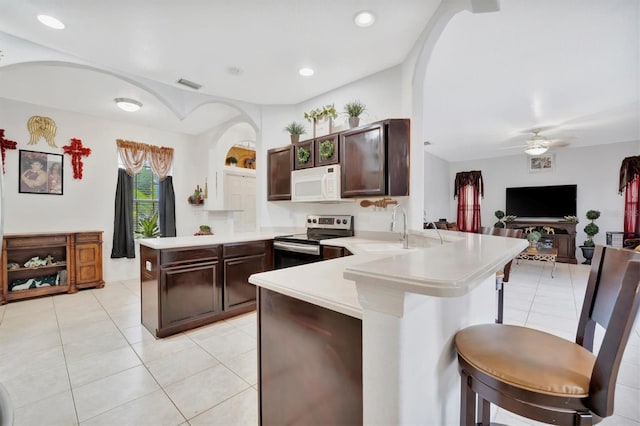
<box><xmin>505</xmin><ymin>185</ymin><xmax>577</xmax><ymax>218</ymax></box>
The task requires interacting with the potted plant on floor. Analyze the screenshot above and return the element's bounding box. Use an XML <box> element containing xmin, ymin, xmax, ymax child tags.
<box><xmin>343</xmin><ymin>100</ymin><xmax>366</xmax><ymax>128</ymax></box>
<box><xmin>579</xmin><ymin>210</ymin><xmax>600</xmax><ymax>265</ymax></box>
<box><xmin>283</xmin><ymin>121</ymin><xmax>306</xmax><ymax>144</ymax></box>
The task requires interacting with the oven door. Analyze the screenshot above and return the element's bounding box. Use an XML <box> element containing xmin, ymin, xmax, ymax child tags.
<box><xmin>273</xmin><ymin>241</ymin><xmax>322</xmax><ymax>269</ymax></box>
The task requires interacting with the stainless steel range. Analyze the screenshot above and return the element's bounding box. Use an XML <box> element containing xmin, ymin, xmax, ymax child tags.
<box><xmin>273</xmin><ymin>215</ymin><xmax>354</xmax><ymax>269</ymax></box>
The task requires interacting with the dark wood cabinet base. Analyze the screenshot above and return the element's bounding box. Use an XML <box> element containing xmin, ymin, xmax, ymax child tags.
<box><xmin>258</xmin><ymin>287</ymin><xmax>362</xmax><ymax>426</ymax></box>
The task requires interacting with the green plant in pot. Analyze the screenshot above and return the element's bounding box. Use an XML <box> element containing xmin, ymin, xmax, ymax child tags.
<box><xmin>580</xmin><ymin>210</ymin><xmax>600</xmax><ymax>265</ymax></box>
<box><xmin>343</xmin><ymin>100</ymin><xmax>366</xmax><ymax>128</ymax></box>
<box><xmin>283</xmin><ymin>121</ymin><xmax>306</xmax><ymax>144</ymax></box>
<box><xmin>136</xmin><ymin>212</ymin><xmax>161</xmax><ymax>238</ymax></box>
<box><xmin>526</xmin><ymin>230</ymin><xmax>541</xmax><ymax>249</ymax></box>
<box><xmin>494</xmin><ymin>210</ymin><xmax>506</xmax><ymax>228</ymax></box>
<box><xmin>226</xmin><ymin>156</ymin><xmax>238</xmax><ymax>167</ymax></box>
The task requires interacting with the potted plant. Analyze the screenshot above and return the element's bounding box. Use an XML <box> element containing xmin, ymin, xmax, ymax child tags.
<box><xmin>343</xmin><ymin>100</ymin><xmax>366</xmax><ymax>128</ymax></box>
<box><xmin>526</xmin><ymin>230</ymin><xmax>541</xmax><ymax>249</ymax></box>
<box><xmin>136</xmin><ymin>212</ymin><xmax>161</xmax><ymax>238</ymax></box>
<box><xmin>304</xmin><ymin>104</ymin><xmax>337</xmax><ymax>137</ymax></box>
<box><xmin>494</xmin><ymin>210</ymin><xmax>506</xmax><ymax>228</ymax></box>
<box><xmin>580</xmin><ymin>210</ymin><xmax>600</xmax><ymax>265</ymax></box>
<box><xmin>283</xmin><ymin>121</ymin><xmax>306</xmax><ymax>144</ymax></box>
<box><xmin>226</xmin><ymin>156</ymin><xmax>238</xmax><ymax>167</ymax></box>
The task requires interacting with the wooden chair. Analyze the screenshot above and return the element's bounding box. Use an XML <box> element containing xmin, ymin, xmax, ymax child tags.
<box><xmin>454</xmin><ymin>245</ymin><xmax>640</xmax><ymax>425</ymax></box>
<box><xmin>479</xmin><ymin>226</ymin><xmax>523</xmax><ymax>323</ymax></box>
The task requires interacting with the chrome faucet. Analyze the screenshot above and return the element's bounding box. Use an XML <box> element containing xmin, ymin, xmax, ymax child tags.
<box><xmin>390</xmin><ymin>204</ymin><xmax>409</xmax><ymax>249</ymax></box>
<box><xmin>424</xmin><ymin>221</ymin><xmax>445</xmax><ymax>245</ymax></box>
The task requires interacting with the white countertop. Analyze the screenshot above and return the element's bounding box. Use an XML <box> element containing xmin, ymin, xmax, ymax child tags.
<box><xmin>138</xmin><ymin>232</ymin><xmax>280</xmax><ymax>249</ymax></box>
<box><xmin>250</xmin><ymin>230</ymin><xmax>528</xmax><ymax>318</ymax></box>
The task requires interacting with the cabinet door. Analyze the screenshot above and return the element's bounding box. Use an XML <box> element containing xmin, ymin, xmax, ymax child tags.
<box><xmin>267</xmin><ymin>146</ymin><xmax>293</xmax><ymax>201</ymax></box>
<box><xmin>554</xmin><ymin>234</ymin><xmax>576</xmax><ymax>263</ymax></box>
<box><xmin>340</xmin><ymin>123</ymin><xmax>386</xmax><ymax>197</ymax></box>
<box><xmin>224</xmin><ymin>253</ymin><xmax>267</xmax><ymax>310</ymax></box>
<box><xmin>315</xmin><ymin>135</ymin><xmax>339</xmax><ymax>166</ymax></box>
<box><xmin>160</xmin><ymin>261</ymin><xmax>220</xmax><ymax>328</ymax></box>
<box><xmin>322</xmin><ymin>245</ymin><xmax>344</xmax><ymax>260</ymax></box>
<box><xmin>293</xmin><ymin>139</ymin><xmax>315</xmax><ymax>170</ymax></box>
<box><xmin>75</xmin><ymin>242</ymin><xmax>103</xmax><ymax>286</ymax></box>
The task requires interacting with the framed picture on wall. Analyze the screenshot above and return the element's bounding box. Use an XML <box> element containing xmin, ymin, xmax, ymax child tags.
<box><xmin>19</xmin><ymin>150</ymin><xmax>63</xmax><ymax>195</ymax></box>
<box><xmin>527</xmin><ymin>153</ymin><xmax>555</xmax><ymax>173</ymax></box>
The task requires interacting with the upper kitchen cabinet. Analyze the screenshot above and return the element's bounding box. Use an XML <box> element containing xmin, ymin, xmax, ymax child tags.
<box><xmin>267</xmin><ymin>145</ymin><xmax>293</xmax><ymax>201</ymax></box>
<box><xmin>340</xmin><ymin>119</ymin><xmax>410</xmax><ymax>198</ymax></box>
<box><xmin>293</xmin><ymin>139</ymin><xmax>315</xmax><ymax>170</ymax></box>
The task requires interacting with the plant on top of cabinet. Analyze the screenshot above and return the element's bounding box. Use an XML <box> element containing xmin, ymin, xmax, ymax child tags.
<box><xmin>226</xmin><ymin>156</ymin><xmax>238</xmax><ymax>166</ymax></box>
<box><xmin>343</xmin><ymin>100</ymin><xmax>367</xmax><ymax>128</ymax></box>
<box><xmin>303</xmin><ymin>104</ymin><xmax>338</xmax><ymax>122</ymax></box>
<box><xmin>283</xmin><ymin>121</ymin><xmax>306</xmax><ymax>144</ymax></box>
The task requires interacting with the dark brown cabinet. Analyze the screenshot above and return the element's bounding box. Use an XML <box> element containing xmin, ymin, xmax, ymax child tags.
<box><xmin>223</xmin><ymin>240</ymin><xmax>273</xmax><ymax>310</ymax></box>
<box><xmin>1</xmin><ymin>231</ymin><xmax>104</xmax><ymax>304</ymax></box>
<box><xmin>322</xmin><ymin>245</ymin><xmax>352</xmax><ymax>260</ymax></box>
<box><xmin>506</xmin><ymin>221</ymin><xmax>577</xmax><ymax>264</ymax></box>
<box><xmin>340</xmin><ymin>119</ymin><xmax>410</xmax><ymax>198</ymax></box>
<box><xmin>314</xmin><ymin>134</ymin><xmax>339</xmax><ymax>166</ymax></box>
<box><xmin>140</xmin><ymin>239</ymin><xmax>274</xmax><ymax>338</ymax></box>
<box><xmin>267</xmin><ymin>146</ymin><xmax>293</xmax><ymax>201</ymax></box>
<box><xmin>293</xmin><ymin>139</ymin><xmax>315</xmax><ymax>170</ymax></box>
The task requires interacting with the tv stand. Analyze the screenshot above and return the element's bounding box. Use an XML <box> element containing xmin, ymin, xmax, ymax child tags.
<box><xmin>505</xmin><ymin>220</ymin><xmax>577</xmax><ymax>264</ymax></box>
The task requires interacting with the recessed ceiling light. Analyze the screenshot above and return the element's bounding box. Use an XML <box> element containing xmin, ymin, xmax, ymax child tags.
<box><xmin>299</xmin><ymin>67</ymin><xmax>314</xmax><ymax>77</ymax></box>
<box><xmin>37</xmin><ymin>14</ymin><xmax>65</xmax><ymax>29</ymax></box>
<box><xmin>114</xmin><ymin>98</ymin><xmax>142</xmax><ymax>112</ymax></box>
<box><xmin>354</xmin><ymin>11</ymin><xmax>375</xmax><ymax>27</ymax></box>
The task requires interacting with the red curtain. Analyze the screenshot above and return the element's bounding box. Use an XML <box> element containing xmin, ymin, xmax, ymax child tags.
<box><xmin>457</xmin><ymin>184</ymin><xmax>482</xmax><ymax>233</ymax></box>
<box><xmin>624</xmin><ymin>175</ymin><xmax>639</xmax><ymax>233</ymax></box>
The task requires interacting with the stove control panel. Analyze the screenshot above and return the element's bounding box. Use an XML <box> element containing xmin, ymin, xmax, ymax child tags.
<box><xmin>306</xmin><ymin>215</ymin><xmax>354</xmax><ymax>231</ymax></box>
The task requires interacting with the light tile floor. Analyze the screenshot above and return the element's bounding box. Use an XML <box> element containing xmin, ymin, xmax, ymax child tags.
<box><xmin>0</xmin><ymin>261</ymin><xmax>638</xmax><ymax>425</ymax></box>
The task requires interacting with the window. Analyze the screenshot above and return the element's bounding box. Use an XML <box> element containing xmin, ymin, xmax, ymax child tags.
<box><xmin>133</xmin><ymin>163</ymin><xmax>159</xmax><ymax>236</ymax></box>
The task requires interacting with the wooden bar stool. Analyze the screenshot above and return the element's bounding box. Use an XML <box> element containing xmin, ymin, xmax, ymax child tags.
<box><xmin>454</xmin><ymin>246</ymin><xmax>640</xmax><ymax>425</ymax></box>
<box><xmin>479</xmin><ymin>226</ymin><xmax>523</xmax><ymax>323</ymax></box>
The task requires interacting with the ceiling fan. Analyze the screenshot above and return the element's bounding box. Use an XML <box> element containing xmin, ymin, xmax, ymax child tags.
<box><xmin>517</xmin><ymin>129</ymin><xmax>571</xmax><ymax>155</ymax></box>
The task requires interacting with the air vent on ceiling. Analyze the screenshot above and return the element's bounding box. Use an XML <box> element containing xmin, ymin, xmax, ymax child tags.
<box><xmin>423</xmin><ymin>141</ymin><xmax>432</xmax><ymax>146</ymax></box>
<box><xmin>177</xmin><ymin>78</ymin><xmax>202</xmax><ymax>90</ymax></box>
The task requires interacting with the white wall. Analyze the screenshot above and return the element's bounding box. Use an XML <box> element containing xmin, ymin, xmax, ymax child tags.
<box><xmin>449</xmin><ymin>140</ymin><xmax>640</xmax><ymax>262</ymax></box>
<box><xmin>0</xmin><ymin>97</ymin><xmax>205</xmax><ymax>281</ymax></box>
<box><xmin>259</xmin><ymin>66</ymin><xmax>416</xmax><ymax>234</ymax></box>
<box><xmin>423</xmin><ymin>151</ymin><xmax>451</xmax><ymax>223</ymax></box>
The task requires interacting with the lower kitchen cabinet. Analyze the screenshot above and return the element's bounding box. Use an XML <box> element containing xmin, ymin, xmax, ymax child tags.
<box><xmin>140</xmin><ymin>239</ymin><xmax>273</xmax><ymax>338</ymax></box>
<box><xmin>223</xmin><ymin>240</ymin><xmax>273</xmax><ymax>310</ymax></box>
<box><xmin>322</xmin><ymin>245</ymin><xmax>352</xmax><ymax>260</ymax></box>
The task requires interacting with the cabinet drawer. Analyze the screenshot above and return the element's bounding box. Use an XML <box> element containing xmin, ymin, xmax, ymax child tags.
<box><xmin>6</xmin><ymin>235</ymin><xmax>68</xmax><ymax>248</ymax></box>
<box><xmin>161</xmin><ymin>247</ymin><xmax>219</xmax><ymax>266</ymax></box>
<box><xmin>223</xmin><ymin>241</ymin><xmax>271</xmax><ymax>258</ymax></box>
<box><xmin>75</xmin><ymin>232</ymin><xmax>102</xmax><ymax>243</ymax></box>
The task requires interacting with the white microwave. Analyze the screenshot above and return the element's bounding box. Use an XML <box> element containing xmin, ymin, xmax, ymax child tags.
<box><xmin>291</xmin><ymin>165</ymin><xmax>345</xmax><ymax>203</ymax></box>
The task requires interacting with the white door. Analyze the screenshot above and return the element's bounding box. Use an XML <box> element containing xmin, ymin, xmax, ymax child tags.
<box><xmin>224</xmin><ymin>173</ymin><xmax>256</xmax><ymax>232</ymax></box>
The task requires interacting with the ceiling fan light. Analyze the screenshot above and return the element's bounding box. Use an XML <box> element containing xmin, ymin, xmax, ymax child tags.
<box><xmin>524</xmin><ymin>145</ymin><xmax>548</xmax><ymax>156</ymax></box>
<box><xmin>114</xmin><ymin>98</ymin><xmax>142</xmax><ymax>112</ymax></box>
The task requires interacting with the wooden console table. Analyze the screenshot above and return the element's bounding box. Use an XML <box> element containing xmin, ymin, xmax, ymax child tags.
<box><xmin>1</xmin><ymin>231</ymin><xmax>104</xmax><ymax>304</ymax></box>
<box><xmin>506</xmin><ymin>220</ymin><xmax>576</xmax><ymax>264</ymax></box>
<box><xmin>516</xmin><ymin>247</ymin><xmax>558</xmax><ymax>277</ymax></box>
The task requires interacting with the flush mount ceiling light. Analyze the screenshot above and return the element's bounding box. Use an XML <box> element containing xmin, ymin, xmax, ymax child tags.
<box><xmin>114</xmin><ymin>98</ymin><xmax>142</xmax><ymax>112</ymax></box>
<box><xmin>37</xmin><ymin>14</ymin><xmax>65</xmax><ymax>29</ymax></box>
<box><xmin>354</xmin><ymin>11</ymin><xmax>376</xmax><ymax>27</ymax></box>
<box><xmin>298</xmin><ymin>67</ymin><xmax>314</xmax><ymax>77</ymax></box>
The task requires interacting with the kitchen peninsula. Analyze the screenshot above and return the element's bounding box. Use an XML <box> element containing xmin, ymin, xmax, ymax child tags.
<box><xmin>249</xmin><ymin>230</ymin><xmax>528</xmax><ymax>426</ymax></box>
<box><xmin>138</xmin><ymin>233</ymin><xmax>279</xmax><ymax>338</ymax></box>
